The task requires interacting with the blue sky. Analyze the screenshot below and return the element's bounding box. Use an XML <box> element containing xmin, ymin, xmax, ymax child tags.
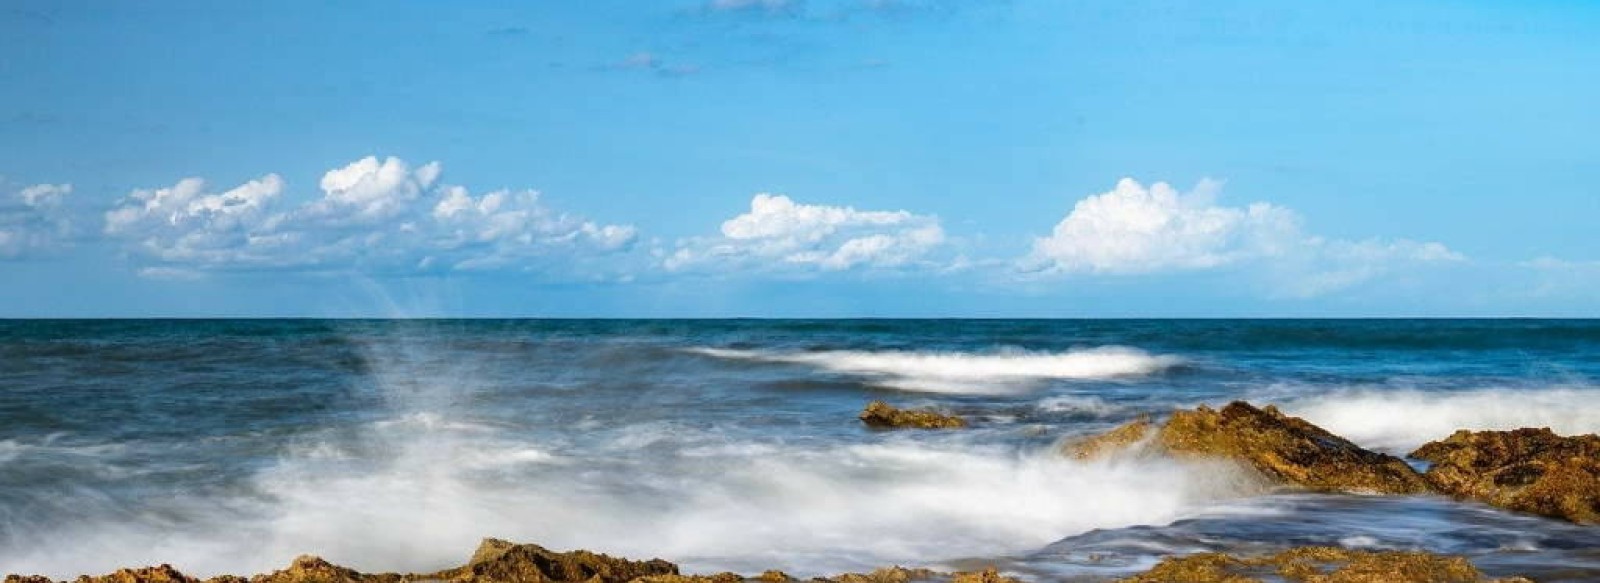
<box><xmin>1</xmin><ymin>0</ymin><xmax>1596</xmax><ymax>317</ymax></box>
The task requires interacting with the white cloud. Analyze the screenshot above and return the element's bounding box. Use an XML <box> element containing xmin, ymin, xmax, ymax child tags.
<box><xmin>665</xmin><ymin>193</ymin><xmax>947</xmax><ymax>273</ymax></box>
<box><xmin>0</xmin><ymin>182</ymin><xmax>74</xmax><ymax>259</ymax></box>
<box><xmin>1026</xmin><ymin>178</ymin><xmax>1464</xmax><ymax>295</ymax></box>
<box><xmin>104</xmin><ymin>156</ymin><xmax>635</xmax><ymax>275</ymax></box>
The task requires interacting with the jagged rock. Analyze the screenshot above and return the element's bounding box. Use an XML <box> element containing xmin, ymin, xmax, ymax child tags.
<box><xmin>1116</xmin><ymin>546</ymin><xmax>1531</xmax><ymax>583</ymax></box>
<box><xmin>429</xmin><ymin>538</ymin><xmax>679</xmax><ymax>583</ymax></box>
<box><xmin>630</xmin><ymin>574</ymin><xmax>743</xmax><ymax>583</ymax></box>
<box><xmin>815</xmin><ymin>567</ymin><xmax>940</xmax><ymax>583</ymax></box>
<box><xmin>756</xmin><ymin>571</ymin><xmax>792</xmax><ymax>583</ymax></box>
<box><xmin>1069</xmin><ymin>401</ymin><xmax>1430</xmax><ymax>495</ymax></box>
<box><xmin>70</xmin><ymin>565</ymin><xmax>199</xmax><ymax>583</ymax></box>
<box><xmin>250</xmin><ymin>556</ymin><xmax>397</xmax><ymax>583</ymax></box>
<box><xmin>948</xmin><ymin>568</ymin><xmax>1019</xmax><ymax>583</ymax></box>
<box><xmin>7</xmin><ymin>577</ymin><xmax>59</xmax><ymax>583</ymax></box>
<box><xmin>1410</xmin><ymin>427</ymin><xmax>1600</xmax><ymax>524</ymax></box>
<box><xmin>1064</xmin><ymin>416</ymin><xmax>1155</xmax><ymax>460</ymax></box>
<box><xmin>859</xmin><ymin>401</ymin><xmax>966</xmax><ymax>430</ymax></box>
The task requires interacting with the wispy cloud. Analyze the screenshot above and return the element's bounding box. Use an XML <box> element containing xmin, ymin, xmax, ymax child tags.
<box><xmin>0</xmin><ymin>182</ymin><xmax>74</xmax><ymax>259</ymax></box>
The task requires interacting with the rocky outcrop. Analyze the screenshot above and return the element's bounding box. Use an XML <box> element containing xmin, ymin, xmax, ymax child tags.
<box><xmin>1116</xmin><ymin>546</ymin><xmax>1531</xmax><ymax>583</ymax></box>
<box><xmin>1067</xmin><ymin>401</ymin><xmax>1431</xmax><ymax>495</ymax></box>
<box><xmin>426</xmin><ymin>538</ymin><xmax>679</xmax><ymax>583</ymax></box>
<box><xmin>69</xmin><ymin>566</ymin><xmax>198</xmax><ymax>583</ymax></box>
<box><xmin>250</xmin><ymin>555</ymin><xmax>398</xmax><ymax>583</ymax></box>
<box><xmin>1410</xmin><ymin>427</ymin><xmax>1600</xmax><ymax>524</ymax></box>
<box><xmin>817</xmin><ymin>567</ymin><xmax>940</xmax><ymax>583</ymax></box>
<box><xmin>859</xmin><ymin>401</ymin><xmax>966</xmax><ymax>430</ymax></box>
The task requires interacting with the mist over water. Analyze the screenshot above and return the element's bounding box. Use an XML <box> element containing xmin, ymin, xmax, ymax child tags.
<box><xmin>2</xmin><ymin>319</ymin><xmax>1599</xmax><ymax>580</ymax></box>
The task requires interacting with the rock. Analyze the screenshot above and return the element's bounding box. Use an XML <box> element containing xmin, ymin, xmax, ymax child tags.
<box><xmin>859</xmin><ymin>401</ymin><xmax>966</xmax><ymax>430</ymax></box>
<box><xmin>756</xmin><ymin>571</ymin><xmax>792</xmax><ymax>583</ymax></box>
<box><xmin>948</xmin><ymin>568</ymin><xmax>1019</xmax><ymax>583</ymax></box>
<box><xmin>1063</xmin><ymin>416</ymin><xmax>1155</xmax><ymax>460</ymax></box>
<box><xmin>429</xmin><ymin>538</ymin><xmax>679</xmax><ymax>583</ymax></box>
<box><xmin>630</xmin><ymin>574</ymin><xmax>743</xmax><ymax>583</ymax></box>
<box><xmin>1410</xmin><ymin>427</ymin><xmax>1600</xmax><ymax>524</ymax></box>
<box><xmin>6</xmin><ymin>578</ymin><xmax>55</xmax><ymax>583</ymax></box>
<box><xmin>1070</xmin><ymin>401</ymin><xmax>1430</xmax><ymax>495</ymax></box>
<box><xmin>1116</xmin><ymin>546</ymin><xmax>1531</xmax><ymax>583</ymax></box>
<box><xmin>249</xmin><ymin>556</ymin><xmax>397</xmax><ymax>583</ymax></box>
<box><xmin>817</xmin><ymin>567</ymin><xmax>940</xmax><ymax>583</ymax></box>
<box><xmin>71</xmin><ymin>566</ymin><xmax>199</xmax><ymax>583</ymax></box>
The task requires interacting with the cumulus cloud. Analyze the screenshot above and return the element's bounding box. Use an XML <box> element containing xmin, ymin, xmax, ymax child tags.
<box><xmin>1025</xmin><ymin>178</ymin><xmax>1463</xmax><ymax>295</ymax></box>
<box><xmin>104</xmin><ymin>156</ymin><xmax>635</xmax><ymax>275</ymax></box>
<box><xmin>664</xmin><ymin>193</ymin><xmax>947</xmax><ymax>273</ymax></box>
<box><xmin>0</xmin><ymin>182</ymin><xmax>74</xmax><ymax>259</ymax></box>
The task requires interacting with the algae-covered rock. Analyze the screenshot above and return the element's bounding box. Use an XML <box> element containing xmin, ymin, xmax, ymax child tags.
<box><xmin>1070</xmin><ymin>401</ymin><xmax>1430</xmax><ymax>495</ymax></box>
<box><xmin>250</xmin><ymin>556</ymin><xmax>398</xmax><ymax>583</ymax></box>
<box><xmin>1063</xmin><ymin>416</ymin><xmax>1155</xmax><ymax>460</ymax></box>
<box><xmin>947</xmin><ymin>568</ymin><xmax>1019</xmax><ymax>583</ymax></box>
<box><xmin>1116</xmin><ymin>546</ymin><xmax>1531</xmax><ymax>583</ymax></box>
<box><xmin>430</xmin><ymin>538</ymin><xmax>679</xmax><ymax>583</ymax></box>
<box><xmin>630</xmin><ymin>574</ymin><xmax>743</xmax><ymax>583</ymax></box>
<box><xmin>816</xmin><ymin>567</ymin><xmax>940</xmax><ymax>583</ymax></box>
<box><xmin>1410</xmin><ymin>427</ymin><xmax>1600</xmax><ymax>524</ymax></box>
<box><xmin>859</xmin><ymin>401</ymin><xmax>966</xmax><ymax>430</ymax></box>
<box><xmin>69</xmin><ymin>566</ymin><xmax>199</xmax><ymax>583</ymax></box>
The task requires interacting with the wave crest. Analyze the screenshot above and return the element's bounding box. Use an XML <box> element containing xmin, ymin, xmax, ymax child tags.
<box><xmin>1287</xmin><ymin>386</ymin><xmax>1600</xmax><ymax>453</ymax></box>
<box><xmin>690</xmin><ymin>346</ymin><xmax>1181</xmax><ymax>393</ymax></box>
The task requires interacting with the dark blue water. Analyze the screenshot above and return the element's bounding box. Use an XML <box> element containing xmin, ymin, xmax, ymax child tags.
<box><xmin>2</xmin><ymin>320</ymin><xmax>1598</xmax><ymax>580</ymax></box>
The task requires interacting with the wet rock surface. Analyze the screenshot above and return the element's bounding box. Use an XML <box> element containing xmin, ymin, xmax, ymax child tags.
<box><xmin>1069</xmin><ymin>401</ymin><xmax>1431</xmax><ymax>494</ymax></box>
<box><xmin>1411</xmin><ymin>427</ymin><xmax>1600</xmax><ymax>524</ymax></box>
<box><xmin>859</xmin><ymin>401</ymin><xmax>967</xmax><ymax>429</ymax></box>
<box><xmin>426</xmin><ymin>539</ymin><xmax>679</xmax><ymax>583</ymax></box>
<box><xmin>1115</xmin><ymin>547</ymin><xmax>1531</xmax><ymax>583</ymax></box>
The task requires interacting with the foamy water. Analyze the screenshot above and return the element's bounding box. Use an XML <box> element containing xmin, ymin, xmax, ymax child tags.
<box><xmin>3</xmin><ymin>319</ymin><xmax>1599</xmax><ymax>581</ymax></box>
<box><xmin>689</xmin><ymin>346</ymin><xmax>1180</xmax><ymax>393</ymax></box>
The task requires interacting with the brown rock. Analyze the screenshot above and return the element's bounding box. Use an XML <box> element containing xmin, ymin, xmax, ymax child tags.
<box><xmin>250</xmin><ymin>556</ymin><xmax>397</xmax><ymax>583</ymax></box>
<box><xmin>1116</xmin><ymin>546</ymin><xmax>1530</xmax><ymax>583</ymax></box>
<box><xmin>859</xmin><ymin>401</ymin><xmax>966</xmax><ymax>430</ymax></box>
<box><xmin>948</xmin><ymin>568</ymin><xmax>1019</xmax><ymax>583</ymax></box>
<box><xmin>756</xmin><ymin>571</ymin><xmax>792</xmax><ymax>583</ymax></box>
<box><xmin>7</xmin><ymin>577</ymin><xmax>59</xmax><ymax>583</ymax></box>
<box><xmin>1070</xmin><ymin>402</ymin><xmax>1430</xmax><ymax>495</ymax></box>
<box><xmin>1410</xmin><ymin>427</ymin><xmax>1600</xmax><ymax>524</ymax></box>
<box><xmin>72</xmin><ymin>566</ymin><xmax>199</xmax><ymax>583</ymax></box>
<box><xmin>1063</xmin><ymin>416</ymin><xmax>1155</xmax><ymax>460</ymax></box>
<box><xmin>630</xmin><ymin>574</ymin><xmax>743</xmax><ymax>583</ymax></box>
<box><xmin>817</xmin><ymin>567</ymin><xmax>940</xmax><ymax>583</ymax></box>
<box><xmin>429</xmin><ymin>538</ymin><xmax>679</xmax><ymax>583</ymax></box>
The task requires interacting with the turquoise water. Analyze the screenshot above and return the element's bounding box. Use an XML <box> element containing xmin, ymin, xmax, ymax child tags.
<box><xmin>2</xmin><ymin>320</ymin><xmax>1598</xmax><ymax>580</ymax></box>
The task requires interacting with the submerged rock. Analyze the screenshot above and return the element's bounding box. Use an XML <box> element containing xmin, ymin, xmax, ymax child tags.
<box><xmin>428</xmin><ymin>538</ymin><xmax>679</xmax><ymax>583</ymax></box>
<box><xmin>859</xmin><ymin>401</ymin><xmax>967</xmax><ymax>430</ymax></box>
<box><xmin>1068</xmin><ymin>401</ymin><xmax>1430</xmax><ymax>495</ymax></box>
<box><xmin>1410</xmin><ymin>427</ymin><xmax>1600</xmax><ymax>524</ymax></box>
<box><xmin>1116</xmin><ymin>546</ymin><xmax>1531</xmax><ymax>583</ymax></box>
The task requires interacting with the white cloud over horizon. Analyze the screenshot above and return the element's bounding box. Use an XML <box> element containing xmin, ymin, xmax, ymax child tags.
<box><xmin>1025</xmin><ymin>178</ymin><xmax>1464</xmax><ymax>296</ymax></box>
<box><xmin>663</xmin><ymin>193</ymin><xmax>949</xmax><ymax>274</ymax></box>
<box><xmin>103</xmin><ymin>156</ymin><xmax>637</xmax><ymax>276</ymax></box>
<box><xmin>0</xmin><ymin>182</ymin><xmax>75</xmax><ymax>259</ymax></box>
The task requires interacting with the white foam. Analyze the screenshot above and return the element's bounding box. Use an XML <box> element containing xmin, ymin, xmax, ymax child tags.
<box><xmin>0</xmin><ymin>420</ymin><xmax>1258</xmax><ymax>579</ymax></box>
<box><xmin>691</xmin><ymin>346</ymin><xmax>1180</xmax><ymax>394</ymax></box>
<box><xmin>1286</xmin><ymin>386</ymin><xmax>1600</xmax><ymax>453</ymax></box>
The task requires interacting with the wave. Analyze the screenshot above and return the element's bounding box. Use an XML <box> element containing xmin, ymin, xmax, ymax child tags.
<box><xmin>0</xmin><ymin>416</ymin><xmax>1259</xmax><ymax>578</ymax></box>
<box><xmin>1285</xmin><ymin>386</ymin><xmax>1600</xmax><ymax>453</ymax></box>
<box><xmin>689</xmin><ymin>346</ymin><xmax>1181</xmax><ymax>394</ymax></box>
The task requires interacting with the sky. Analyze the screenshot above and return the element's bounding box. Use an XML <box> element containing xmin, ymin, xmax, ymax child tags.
<box><xmin>1</xmin><ymin>0</ymin><xmax>1597</xmax><ymax>317</ymax></box>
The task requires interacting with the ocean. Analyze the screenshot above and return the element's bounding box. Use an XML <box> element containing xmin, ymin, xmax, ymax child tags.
<box><xmin>2</xmin><ymin>319</ymin><xmax>1598</xmax><ymax>580</ymax></box>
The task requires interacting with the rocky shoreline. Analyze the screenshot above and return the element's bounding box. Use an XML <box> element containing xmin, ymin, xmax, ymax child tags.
<box><xmin>9</xmin><ymin>400</ymin><xmax>1596</xmax><ymax>583</ymax></box>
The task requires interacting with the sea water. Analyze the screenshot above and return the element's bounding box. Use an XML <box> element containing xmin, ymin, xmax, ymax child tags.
<box><xmin>1</xmin><ymin>319</ymin><xmax>1597</xmax><ymax>580</ymax></box>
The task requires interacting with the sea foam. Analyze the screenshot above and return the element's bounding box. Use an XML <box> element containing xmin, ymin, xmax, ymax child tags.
<box><xmin>1286</xmin><ymin>386</ymin><xmax>1600</xmax><ymax>453</ymax></box>
<box><xmin>690</xmin><ymin>346</ymin><xmax>1180</xmax><ymax>393</ymax></box>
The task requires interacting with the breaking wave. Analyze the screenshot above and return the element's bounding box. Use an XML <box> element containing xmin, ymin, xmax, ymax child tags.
<box><xmin>689</xmin><ymin>346</ymin><xmax>1181</xmax><ymax>393</ymax></box>
<box><xmin>1286</xmin><ymin>386</ymin><xmax>1600</xmax><ymax>453</ymax></box>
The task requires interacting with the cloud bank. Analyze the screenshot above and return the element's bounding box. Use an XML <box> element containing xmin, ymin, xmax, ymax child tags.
<box><xmin>104</xmin><ymin>156</ymin><xmax>636</xmax><ymax>276</ymax></box>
